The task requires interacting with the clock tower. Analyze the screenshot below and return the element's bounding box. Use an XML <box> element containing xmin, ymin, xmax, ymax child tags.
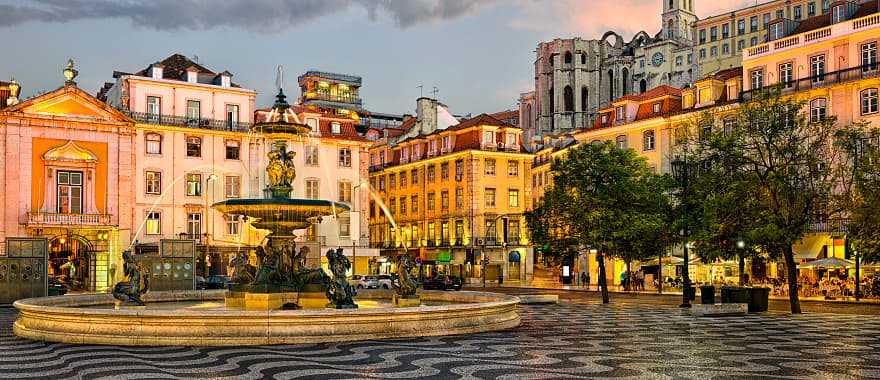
<box><xmin>662</xmin><ymin>0</ymin><xmax>697</xmax><ymax>43</ymax></box>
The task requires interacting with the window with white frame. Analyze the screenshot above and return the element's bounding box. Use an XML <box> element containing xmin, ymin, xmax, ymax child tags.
<box><xmin>652</xmin><ymin>102</ymin><xmax>661</xmax><ymax>114</ymax></box>
<box><xmin>505</xmin><ymin>132</ymin><xmax>516</xmax><ymax>146</ymax></box>
<box><xmin>57</xmin><ymin>171</ymin><xmax>82</xmax><ymax>214</ymax></box>
<box><xmin>482</xmin><ymin>130</ymin><xmax>494</xmax><ymax>145</ymax></box>
<box><xmin>508</xmin><ymin>160</ymin><xmax>518</xmax><ymax>176</ymax></box>
<box><xmin>186</xmin><ymin>213</ymin><xmax>202</xmax><ymax>236</ymax></box>
<box><xmin>338</xmin><ymin>147</ymin><xmax>351</xmax><ymax>167</ymax></box>
<box><xmin>642</xmin><ymin>130</ymin><xmax>655</xmax><ymax>151</ymax></box>
<box><xmin>615</xmin><ymin>106</ymin><xmax>625</xmax><ymax>120</ymax></box>
<box><xmin>810</xmin><ymin>98</ymin><xmax>827</xmax><ymax>122</ymax></box>
<box><xmin>186</xmin><ymin>173</ymin><xmax>202</xmax><ymax>196</ymax></box>
<box><xmin>811</xmin><ymin>54</ymin><xmax>826</xmax><ymax>82</ymax></box>
<box><xmin>225</xmin><ymin>104</ymin><xmax>239</xmax><ymax>129</ymax></box>
<box><xmin>305</xmin><ymin>145</ymin><xmax>319</xmax><ymax>166</ymax></box>
<box><xmin>225</xmin><ymin>215</ymin><xmax>240</xmax><ymax>235</ymax></box>
<box><xmin>338</xmin><ymin>181</ymin><xmax>352</xmax><ymax>203</ymax></box>
<box><xmin>186</xmin><ymin>100</ymin><xmax>200</xmax><ymax>122</ymax></box>
<box><xmin>508</xmin><ymin>189</ymin><xmax>519</xmax><ymax>207</ymax></box>
<box><xmin>485</xmin><ymin>188</ymin><xmax>496</xmax><ymax>207</ymax></box>
<box><xmin>832</xmin><ymin>4</ymin><xmax>845</xmax><ymax>23</ymax></box>
<box><xmin>146</xmin><ymin>212</ymin><xmax>161</xmax><ymax>235</ymax></box>
<box><xmin>779</xmin><ymin>62</ymin><xmax>793</xmax><ymax>87</ymax></box>
<box><xmin>862</xmin><ymin>89</ymin><xmax>879</xmax><ymax>115</ymax></box>
<box><xmin>750</xmin><ymin>69</ymin><xmax>763</xmax><ymax>90</ymax></box>
<box><xmin>442</xmin><ymin>135</ymin><xmax>451</xmax><ymax>150</ymax></box>
<box><xmin>615</xmin><ymin>135</ymin><xmax>627</xmax><ymax>149</ymax></box>
<box><xmin>225</xmin><ymin>176</ymin><xmax>241</xmax><ymax>198</ymax></box>
<box><xmin>485</xmin><ymin>159</ymin><xmax>496</xmax><ymax>175</ymax></box>
<box><xmin>146</xmin><ymin>96</ymin><xmax>161</xmax><ymax>118</ymax></box>
<box><xmin>769</xmin><ymin>22</ymin><xmax>783</xmax><ymax>40</ymax></box>
<box><xmin>331</xmin><ymin>122</ymin><xmax>341</xmax><ymax>134</ymax></box>
<box><xmin>145</xmin><ymin>171</ymin><xmax>161</xmax><ymax>195</ymax></box>
<box><xmin>145</xmin><ymin>133</ymin><xmax>162</xmax><ymax>154</ymax></box>
<box><xmin>306</xmin><ymin>118</ymin><xmax>318</xmax><ymax>132</ymax></box>
<box><xmin>863</xmin><ymin>42</ymin><xmax>877</xmax><ymax>71</ymax></box>
<box><xmin>305</xmin><ymin>179</ymin><xmax>319</xmax><ymax>199</ymax></box>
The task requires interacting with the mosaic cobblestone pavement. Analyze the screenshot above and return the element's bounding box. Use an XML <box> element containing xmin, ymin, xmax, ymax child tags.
<box><xmin>2</xmin><ymin>299</ymin><xmax>880</xmax><ymax>379</ymax></box>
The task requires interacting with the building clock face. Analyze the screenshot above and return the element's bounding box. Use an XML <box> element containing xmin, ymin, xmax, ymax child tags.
<box><xmin>652</xmin><ymin>52</ymin><xmax>664</xmax><ymax>67</ymax></box>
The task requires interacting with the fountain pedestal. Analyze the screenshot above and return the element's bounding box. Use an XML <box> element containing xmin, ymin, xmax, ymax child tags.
<box><xmin>226</xmin><ymin>291</ymin><xmax>299</xmax><ymax>310</ymax></box>
<box><xmin>392</xmin><ymin>295</ymin><xmax>421</xmax><ymax>307</ymax></box>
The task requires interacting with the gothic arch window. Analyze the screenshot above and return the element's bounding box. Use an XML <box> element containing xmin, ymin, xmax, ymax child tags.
<box><xmin>640</xmin><ymin>79</ymin><xmax>648</xmax><ymax>93</ymax></box>
<box><xmin>669</xmin><ymin>0</ymin><xmax>673</xmax><ymax>8</ymax></box>
<box><xmin>668</xmin><ymin>19</ymin><xmax>675</xmax><ymax>38</ymax></box>
<box><xmin>564</xmin><ymin>51</ymin><xmax>572</xmax><ymax>64</ymax></box>
<box><xmin>622</xmin><ymin>68</ymin><xmax>629</xmax><ymax>95</ymax></box>
<box><xmin>581</xmin><ymin>86</ymin><xmax>589</xmax><ymax>112</ymax></box>
<box><xmin>608</xmin><ymin>70</ymin><xmax>615</xmax><ymax>102</ymax></box>
<box><xmin>581</xmin><ymin>53</ymin><xmax>586</xmax><ymax>65</ymax></box>
<box><xmin>549</xmin><ymin>87</ymin><xmax>555</xmax><ymax>113</ymax></box>
<box><xmin>525</xmin><ymin>104</ymin><xmax>532</xmax><ymax>129</ymax></box>
<box><xmin>563</xmin><ymin>86</ymin><xmax>574</xmax><ymax>112</ymax></box>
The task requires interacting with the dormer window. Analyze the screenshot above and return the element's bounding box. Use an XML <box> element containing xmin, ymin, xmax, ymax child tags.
<box><xmin>442</xmin><ymin>136</ymin><xmax>451</xmax><ymax>150</ymax></box>
<box><xmin>482</xmin><ymin>130</ymin><xmax>494</xmax><ymax>145</ymax></box>
<box><xmin>615</xmin><ymin>106</ymin><xmax>625</xmax><ymax>120</ymax></box>
<box><xmin>150</xmin><ymin>64</ymin><xmax>163</xmax><ymax>79</ymax></box>
<box><xmin>832</xmin><ymin>4</ymin><xmax>846</xmax><ymax>23</ymax></box>
<box><xmin>505</xmin><ymin>132</ymin><xmax>516</xmax><ymax>146</ymax></box>
<box><xmin>306</xmin><ymin>118</ymin><xmax>318</xmax><ymax>132</ymax></box>
<box><xmin>601</xmin><ymin>114</ymin><xmax>608</xmax><ymax>123</ymax></box>
<box><xmin>769</xmin><ymin>22</ymin><xmax>784</xmax><ymax>41</ymax></box>
<box><xmin>652</xmin><ymin>102</ymin><xmax>661</xmax><ymax>114</ymax></box>
<box><xmin>413</xmin><ymin>144</ymin><xmax>421</xmax><ymax>159</ymax></box>
<box><xmin>220</xmin><ymin>72</ymin><xmax>231</xmax><ymax>87</ymax></box>
<box><xmin>187</xmin><ymin>70</ymin><xmax>197</xmax><ymax>83</ymax></box>
<box><xmin>331</xmin><ymin>122</ymin><xmax>341</xmax><ymax>134</ymax></box>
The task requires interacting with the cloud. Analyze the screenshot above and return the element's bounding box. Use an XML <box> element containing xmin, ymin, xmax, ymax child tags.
<box><xmin>508</xmin><ymin>0</ymin><xmax>764</xmax><ymax>40</ymax></box>
<box><xmin>0</xmin><ymin>0</ymin><xmax>495</xmax><ymax>32</ymax></box>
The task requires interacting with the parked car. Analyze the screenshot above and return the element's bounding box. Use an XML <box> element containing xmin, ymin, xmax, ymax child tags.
<box><xmin>48</xmin><ymin>277</ymin><xmax>68</xmax><ymax>296</ymax></box>
<box><xmin>352</xmin><ymin>275</ymin><xmax>380</xmax><ymax>289</ymax></box>
<box><xmin>197</xmin><ymin>275</ymin><xmax>231</xmax><ymax>290</ymax></box>
<box><xmin>423</xmin><ymin>275</ymin><xmax>462</xmax><ymax>291</ymax></box>
<box><xmin>376</xmin><ymin>275</ymin><xmax>394</xmax><ymax>289</ymax></box>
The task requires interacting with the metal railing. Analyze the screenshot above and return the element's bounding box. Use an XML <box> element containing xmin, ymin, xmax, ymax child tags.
<box><xmin>807</xmin><ymin>219</ymin><xmax>849</xmax><ymax>234</ymax></box>
<box><xmin>741</xmin><ymin>64</ymin><xmax>880</xmax><ymax>101</ymax></box>
<box><xmin>304</xmin><ymin>93</ymin><xmax>363</xmax><ymax>105</ymax></box>
<box><xmin>27</xmin><ymin>212</ymin><xmax>112</xmax><ymax>226</ymax></box>
<box><xmin>125</xmin><ymin>111</ymin><xmax>252</xmax><ymax>132</ymax></box>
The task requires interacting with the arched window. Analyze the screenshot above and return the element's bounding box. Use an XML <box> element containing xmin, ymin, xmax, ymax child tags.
<box><xmin>669</xmin><ymin>0</ymin><xmax>674</xmax><ymax>8</ymax></box>
<box><xmin>581</xmin><ymin>86</ymin><xmax>589</xmax><ymax>112</ymax></box>
<box><xmin>810</xmin><ymin>98</ymin><xmax>827</xmax><ymax>122</ymax></box>
<box><xmin>608</xmin><ymin>70</ymin><xmax>615</xmax><ymax>102</ymax></box>
<box><xmin>563</xmin><ymin>86</ymin><xmax>574</xmax><ymax>112</ymax></box>
<box><xmin>525</xmin><ymin>104</ymin><xmax>532</xmax><ymax>129</ymax></box>
<box><xmin>640</xmin><ymin>79</ymin><xmax>647</xmax><ymax>93</ymax></box>
<box><xmin>667</xmin><ymin>19</ymin><xmax>675</xmax><ymax>39</ymax></box>
<box><xmin>145</xmin><ymin>133</ymin><xmax>162</xmax><ymax>154</ymax></box>
<box><xmin>622</xmin><ymin>68</ymin><xmax>629</xmax><ymax>95</ymax></box>
<box><xmin>186</xmin><ymin>136</ymin><xmax>202</xmax><ymax>157</ymax></box>
<box><xmin>861</xmin><ymin>88</ymin><xmax>878</xmax><ymax>115</ymax></box>
<box><xmin>581</xmin><ymin>53</ymin><xmax>587</xmax><ymax>65</ymax></box>
<box><xmin>564</xmin><ymin>51</ymin><xmax>572</xmax><ymax>64</ymax></box>
<box><xmin>549</xmin><ymin>87</ymin><xmax>555</xmax><ymax>113</ymax></box>
<box><xmin>643</xmin><ymin>130</ymin><xmax>655</xmax><ymax>151</ymax></box>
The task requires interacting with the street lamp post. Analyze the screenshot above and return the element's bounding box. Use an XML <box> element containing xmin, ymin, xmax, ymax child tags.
<box><xmin>671</xmin><ymin>157</ymin><xmax>693</xmax><ymax>308</ymax></box>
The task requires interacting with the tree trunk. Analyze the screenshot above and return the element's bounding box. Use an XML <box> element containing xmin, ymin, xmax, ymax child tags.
<box><xmin>625</xmin><ymin>261</ymin><xmax>631</xmax><ymax>291</ymax></box>
<box><xmin>598</xmin><ymin>253</ymin><xmax>609</xmax><ymax>303</ymax></box>
<box><xmin>784</xmin><ymin>245</ymin><xmax>802</xmax><ymax>314</ymax></box>
<box><xmin>739</xmin><ymin>253</ymin><xmax>746</xmax><ymax>286</ymax></box>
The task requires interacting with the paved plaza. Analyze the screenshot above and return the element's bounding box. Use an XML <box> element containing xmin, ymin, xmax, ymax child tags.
<box><xmin>2</xmin><ymin>295</ymin><xmax>880</xmax><ymax>379</ymax></box>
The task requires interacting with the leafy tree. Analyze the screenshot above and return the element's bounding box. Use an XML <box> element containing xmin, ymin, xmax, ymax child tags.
<box><xmin>688</xmin><ymin>88</ymin><xmax>846</xmax><ymax>313</ymax></box>
<box><xmin>836</xmin><ymin>126</ymin><xmax>880</xmax><ymax>264</ymax></box>
<box><xmin>527</xmin><ymin>141</ymin><xmax>674</xmax><ymax>302</ymax></box>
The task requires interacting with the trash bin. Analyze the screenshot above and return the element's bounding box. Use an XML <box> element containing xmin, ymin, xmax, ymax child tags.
<box><xmin>721</xmin><ymin>286</ymin><xmax>750</xmax><ymax>304</ymax></box>
<box><xmin>684</xmin><ymin>286</ymin><xmax>696</xmax><ymax>301</ymax></box>
<box><xmin>749</xmin><ymin>287</ymin><xmax>770</xmax><ymax>312</ymax></box>
<box><xmin>700</xmin><ymin>285</ymin><xmax>715</xmax><ymax>304</ymax></box>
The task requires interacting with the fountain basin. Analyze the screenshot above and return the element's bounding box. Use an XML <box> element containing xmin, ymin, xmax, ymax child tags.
<box><xmin>212</xmin><ymin>198</ymin><xmax>350</xmax><ymax>233</ymax></box>
<box><xmin>13</xmin><ymin>290</ymin><xmax>520</xmax><ymax>346</ymax></box>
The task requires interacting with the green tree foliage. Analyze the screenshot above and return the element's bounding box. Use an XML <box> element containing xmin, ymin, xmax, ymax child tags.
<box><xmin>836</xmin><ymin>126</ymin><xmax>880</xmax><ymax>263</ymax></box>
<box><xmin>688</xmin><ymin>87</ymin><xmax>846</xmax><ymax>313</ymax></box>
<box><xmin>526</xmin><ymin>141</ymin><xmax>674</xmax><ymax>302</ymax></box>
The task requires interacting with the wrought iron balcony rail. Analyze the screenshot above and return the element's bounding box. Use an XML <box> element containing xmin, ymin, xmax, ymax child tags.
<box><xmin>27</xmin><ymin>212</ymin><xmax>112</xmax><ymax>226</ymax></box>
<box><xmin>741</xmin><ymin>64</ymin><xmax>880</xmax><ymax>102</ymax></box>
<box><xmin>124</xmin><ymin>111</ymin><xmax>252</xmax><ymax>132</ymax></box>
<box><xmin>304</xmin><ymin>93</ymin><xmax>363</xmax><ymax>105</ymax></box>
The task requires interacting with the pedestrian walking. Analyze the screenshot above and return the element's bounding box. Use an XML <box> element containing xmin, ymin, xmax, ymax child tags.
<box><xmin>580</xmin><ymin>272</ymin><xmax>587</xmax><ymax>288</ymax></box>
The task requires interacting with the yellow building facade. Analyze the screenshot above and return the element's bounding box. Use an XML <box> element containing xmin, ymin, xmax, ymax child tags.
<box><xmin>369</xmin><ymin>114</ymin><xmax>534</xmax><ymax>284</ymax></box>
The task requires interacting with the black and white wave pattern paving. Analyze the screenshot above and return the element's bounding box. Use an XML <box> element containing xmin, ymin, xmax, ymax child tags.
<box><xmin>2</xmin><ymin>300</ymin><xmax>880</xmax><ymax>379</ymax></box>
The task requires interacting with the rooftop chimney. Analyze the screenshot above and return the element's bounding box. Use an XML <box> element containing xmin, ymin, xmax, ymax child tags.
<box><xmin>416</xmin><ymin>97</ymin><xmax>438</xmax><ymax>135</ymax></box>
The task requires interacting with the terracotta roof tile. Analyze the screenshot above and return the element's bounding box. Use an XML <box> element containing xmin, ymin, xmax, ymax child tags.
<box><xmin>790</xmin><ymin>1</ymin><xmax>878</xmax><ymax>35</ymax></box>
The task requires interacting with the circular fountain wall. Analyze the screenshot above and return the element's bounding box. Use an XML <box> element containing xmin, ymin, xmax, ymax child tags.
<box><xmin>13</xmin><ymin>290</ymin><xmax>520</xmax><ymax>346</ymax></box>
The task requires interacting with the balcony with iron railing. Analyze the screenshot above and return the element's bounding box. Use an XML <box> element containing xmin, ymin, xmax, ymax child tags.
<box><xmin>26</xmin><ymin>212</ymin><xmax>113</xmax><ymax>227</ymax></box>
<box><xmin>124</xmin><ymin>110</ymin><xmax>252</xmax><ymax>132</ymax></box>
<box><xmin>303</xmin><ymin>93</ymin><xmax>363</xmax><ymax>106</ymax></box>
<box><xmin>741</xmin><ymin>64</ymin><xmax>880</xmax><ymax>101</ymax></box>
<box><xmin>746</xmin><ymin>13</ymin><xmax>880</xmax><ymax>59</ymax></box>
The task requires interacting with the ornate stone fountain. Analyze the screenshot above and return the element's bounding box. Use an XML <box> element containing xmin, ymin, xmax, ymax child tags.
<box><xmin>212</xmin><ymin>89</ymin><xmax>356</xmax><ymax>310</ymax></box>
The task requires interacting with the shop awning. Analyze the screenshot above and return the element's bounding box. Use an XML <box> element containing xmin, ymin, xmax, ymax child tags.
<box><xmin>798</xmin><ymin>257</ymin><xmax>855</xmax><ymax>269</ymax></box>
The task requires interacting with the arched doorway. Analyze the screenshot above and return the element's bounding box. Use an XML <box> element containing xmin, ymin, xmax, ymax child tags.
<box><xmin>48</xmin><ymin>234</ymin><xmax>92</xmax><ymax>291</ymax></box>
<box><xmin>508</xmin><ymin>251</ymin><xmax>521</xmax><ymax>281</ymax></box>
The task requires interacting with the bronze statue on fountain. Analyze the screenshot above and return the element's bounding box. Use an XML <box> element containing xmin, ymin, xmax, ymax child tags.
<box><xmin>112</xmin><ymin>250</ymin><xmax>150</xmax><ymax>306</ymax></box>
